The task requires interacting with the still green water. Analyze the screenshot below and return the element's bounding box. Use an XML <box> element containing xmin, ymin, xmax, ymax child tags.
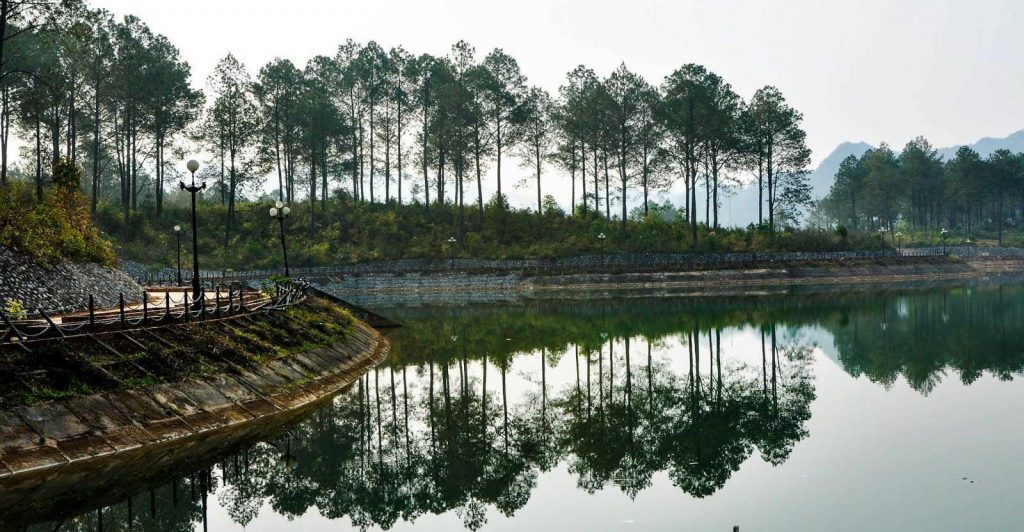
<box><xmin>22</xmin><ymin>283</ymin><xmax>1024</xmax><ymax>531</ymax></box>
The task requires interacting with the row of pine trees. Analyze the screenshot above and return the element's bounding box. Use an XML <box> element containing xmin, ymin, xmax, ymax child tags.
<box><xmin>820</xmin><ymin>138</ymin><xmax>1024</xmax><ymax>245</ymax></box>
<box><xmin>0</xmin><ymin>0</ymin><xmax>813</xmax><ymax>245</ymax></box>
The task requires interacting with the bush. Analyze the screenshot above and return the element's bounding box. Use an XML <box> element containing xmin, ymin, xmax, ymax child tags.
<box><xmin>0</xmin><ymin>177</ymin><xmax>116</xmax><ymax>267</ymax></box>
<box><xmin>89</xmin><ymin>191</ymin><xmax>911</xmax><ymax>271</ymax></box>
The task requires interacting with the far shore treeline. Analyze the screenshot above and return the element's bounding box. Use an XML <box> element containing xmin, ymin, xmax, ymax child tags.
<box><xmin>0</xmin><ymin>1</ymin><xmax>1018</xmax><ymax>270</ymax></box>
<box><xmin>818</xmin><ymin>140</ymin><xmax>1024</xmax><ymax>246</ymax></box>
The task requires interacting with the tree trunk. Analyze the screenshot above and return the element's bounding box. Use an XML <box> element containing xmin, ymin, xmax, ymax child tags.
<box><xmin>369</xmin><ymin>103</ymin><xmax>375</xmax><ymax>202</ymax></box>
<box><xmin>536</xmin><ymin>140</ymin><xmax>542</xmax><ymax>214</ymax></box>
<box><xmin>90</xmin><ymin>76</ymin><xmax>101</xmax><ymax>213</ymax></box>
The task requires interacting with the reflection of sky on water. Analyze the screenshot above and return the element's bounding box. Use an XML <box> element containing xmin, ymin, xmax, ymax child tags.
<box><xmin>24</xmin><ymin>285</ymin><xmax>1024</xmax><ymax>532</ymax></box>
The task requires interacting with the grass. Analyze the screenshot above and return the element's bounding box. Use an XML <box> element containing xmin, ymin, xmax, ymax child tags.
<box><xmin>0</xmin><ymin>296</ymin><xmax>356</xmax><ymax>408</ymax></box>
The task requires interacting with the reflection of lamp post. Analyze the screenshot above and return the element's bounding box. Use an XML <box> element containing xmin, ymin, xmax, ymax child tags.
<box><xmin>270</xmin><ymin>201</ymin><xmax>291</xmax><ymax>277</ymax></box>
<box><xmin>940</xmin><ymin>227</ymin><xmax>949</xmax><ymax>255</ymax></box>
<box><xmin>174</xmin><ymin>225</ymin><xmax>183</xmax><ymax>286</ymax></box>
<box><xmin>179</xmin><ymin>160</ymin><xmax>206</xmax><ymax>302</ymax></box>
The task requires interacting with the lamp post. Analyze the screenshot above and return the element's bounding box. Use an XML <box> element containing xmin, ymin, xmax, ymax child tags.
<box><xmin>179</xmin><ymin>160</ymin><xmax>205</xmax><ymax>303</ymax></box>
<box><xmin>174</xmin><ymin>225</ymin><xmax>183</xmax><ymax>286</ymax></box>
<box><xmin>940</xmin><ymin>227</ymin><xmax>949</xmax><ymax>255</ymax></box>
<box><xmin>270</xmin><ymin>201</ymin><xmax>292</xmax><ymax>278</ymax></box>
<box><xmin>877</xmin><ymin>227</ymin><xmax>886</xmax><ymax>256</ymax></box>
<box><xmin>895</xmin><ymin>231</ymin><xmax>903</xmax><ymax>256</ymax></box>
<box><xmin>447</xmin><ymin>236</ymin><xmax>457</xmax><ymax>269</ymax></box>
<box><xmin>598</xmin><ymin>232</ymin><xmax>607</xmax><ymax>267</ymax></box>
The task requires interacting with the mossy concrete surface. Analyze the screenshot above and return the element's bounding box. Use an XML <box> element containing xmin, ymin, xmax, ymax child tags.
<box><xmin>0</xmin><ymin>296</ymin><xmax>389</xmax><ymax>479</ymax></box>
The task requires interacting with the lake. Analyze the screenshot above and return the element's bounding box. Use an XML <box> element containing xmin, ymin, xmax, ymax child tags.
<box><xmin>18</xmin><ymin>282</ymin><xmax>1024</xmax><ymax>531</ymax></box>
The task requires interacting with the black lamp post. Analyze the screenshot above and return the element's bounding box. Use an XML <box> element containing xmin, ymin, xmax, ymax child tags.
<box><xmin>270</xmin><ymin>201</ymin><xmax>292</xmax><ymax>278</ymax></box>
<box><xmin>174</xmin><ymin>225</ymin><xmax>183</xmax><ymax>286</ymax></box>
<box><xmin>447</xmin><ymin>236</ymin><xmax>457</xmax><ymax>269</ymax></box>
<box><xmin>941</xmin><ymin>227</ymin><xmax>949</xmax><ymax>255</ymax></box>
<box><xmin>179</xmin><ymin>159</ymin><xmax>205</xmax><ymax>303</ymax></box>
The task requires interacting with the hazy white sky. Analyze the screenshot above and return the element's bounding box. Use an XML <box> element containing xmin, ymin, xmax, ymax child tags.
<box><xmin>86</xmin><ymin>0</ymin><xmax>1024</xmax><ymax>209</ymax></box>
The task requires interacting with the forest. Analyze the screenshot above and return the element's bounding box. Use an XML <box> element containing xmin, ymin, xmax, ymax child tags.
<box><xmin>818</xmin><ymin>139</ymin><xmax>1024</xmax><ymax>246</ymax></box>
<box><xmin>5</xmin><ymin>1</ymin><xmax>1020</xmax><ymax>270</ymax></box>
<box><xmin>0</xmin><ymin>0</ymin><xmax>827</xmax><ymax>267</ymax></box>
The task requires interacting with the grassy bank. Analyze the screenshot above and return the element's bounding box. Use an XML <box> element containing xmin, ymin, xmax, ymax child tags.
<box><xmin>98</xmin><ymin>195</ymin><xmax>891</xmax><ymax>272</ymax></box>
<box><xmin>0</xmin><ymin>297</ymin><xmax>353</xmax><ymax>408</ymax></box>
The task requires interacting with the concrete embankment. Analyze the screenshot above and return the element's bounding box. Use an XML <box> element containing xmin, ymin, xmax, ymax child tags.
<box><xmin>316</xmin><ymin>257</ymin><xmax>1024</xmax><ymax>305</ymax></box>
<box><xmin>0</xmin><ymin>318</ymin><xmax>388</xmax><ymax>481</ymax></box>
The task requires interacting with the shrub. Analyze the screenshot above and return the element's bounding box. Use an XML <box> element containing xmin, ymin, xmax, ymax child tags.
<box><xmin>4</xmin><ymin>298</ymin><xmax>27</xmax><ymax>319</ymax></box>
<box><xmin>0</xmin><ymin>166</ymin><xmax>116</xmax><ymax>267</ymax></box>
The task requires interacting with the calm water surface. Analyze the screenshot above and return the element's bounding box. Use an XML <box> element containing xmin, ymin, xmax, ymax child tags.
<box><xmin>20</xmin><ymin>283</ymin><xmax>1024</xmax><ymax>531</ymax></box>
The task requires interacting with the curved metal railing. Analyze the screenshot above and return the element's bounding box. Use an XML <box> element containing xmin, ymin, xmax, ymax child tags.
<box><xmin>0</xmin><ymin>279</ymin><xmax>310</xmax><ymax>345</ymax></box>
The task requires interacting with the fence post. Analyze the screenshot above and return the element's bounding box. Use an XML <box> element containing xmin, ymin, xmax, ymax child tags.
<box><xmin>198</xmin><ymin>288</ymin><xmax>206</xmax><ymax>320</ymax></box>
<box><xmin>227</xmin><ymin>287</ymin><xmax>235</xmax><ymax>316</ymax></box>
<box><xmin>119</xmin><ymin>293</ymin><xmax>126</xmax><ymax>326</ymax></box>
<box><xmin>88</xmin><ymin>294</ymin><xmax>95</xmax><ymax>327</ymax></box>
<box><xmin>215</xmin><ymin>288</ymin><xmax>221</xmax><ymax>318</ymax></box>
<box><xmin>142</xmin><ymin>291</ymin><xmax>148</xmax><ymax>322</ymax></box>
<box><xmin>165</xmin><ymin>291</ymin><xmax>171</xmax><ymax>321</ymax></box>
<box><xmin>1</xmin><ymin>312</ymin><xmax>24</xmax><ymax>342</ymax></box>
<box><xmin>183</xmin><ymin>293</ymin><xmax>190</xmax><ymax>322</ymax></box>
<box><xmin>39</xmin><ymin>309</ymin><xmax>64</xmax><ymax>338</ymax></box>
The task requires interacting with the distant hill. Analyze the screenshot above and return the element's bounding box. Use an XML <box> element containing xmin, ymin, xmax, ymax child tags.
<box><xmin>678</xmin><ymin>130</ymin><xmax>1024</xmax><ymax>228</ymax></box>
<box><xmin>807</xmin><ymin>141</ymin><xmax>874</xmax><ymax>200</ymax></box>
<box><xmin>935</xmin><ymin>129</ymin><xmax>1024</xmax><ymax>161</ymax></box>
<box><xmin>807</xmin><ymin>129</ymin><xmax>1024</xmax><ymax>201</ymax></box>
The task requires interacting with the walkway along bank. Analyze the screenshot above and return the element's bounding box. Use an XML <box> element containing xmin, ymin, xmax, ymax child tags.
<box><xmin>0</xmin><ymin>280</ymin><xmax>392</xmax><ymax>493</ymax></box>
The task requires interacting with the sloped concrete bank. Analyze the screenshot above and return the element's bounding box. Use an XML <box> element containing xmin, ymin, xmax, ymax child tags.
<box><xmin>0</xmin><ymin>319</ymin><xmax>389</xmax><ymax>482</ymax></box>
<box><xmin>320</xmin><ymin>258</ymin><xmax>1024</xmax><ymax>301</ymax></box>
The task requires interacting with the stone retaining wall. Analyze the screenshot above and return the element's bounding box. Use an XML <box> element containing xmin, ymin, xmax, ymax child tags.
<box><xmin>0</xmin><ymin>246</ymin><xmax>142</xmax><ymax>313</ymax></box>
<box><xmin>319</xmin><ymin>257</ymin><xmax>1024</xmax><ymax>307</ymax></box>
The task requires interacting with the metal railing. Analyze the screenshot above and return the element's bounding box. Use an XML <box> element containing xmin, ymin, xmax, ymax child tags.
<box><xmin>129</xmin><ymin>246</ymin><xmax>1024</xmax><ymax>284</ymax></box>
<box><xmin>0</xmin><ymin>279</ymin><xmax>310</xmax><ymax>345</ymax></box>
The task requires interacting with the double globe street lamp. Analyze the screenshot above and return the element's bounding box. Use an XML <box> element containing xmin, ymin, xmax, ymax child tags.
<box><xmin>179</xmin><ymin>159</ymin><xmax>205</xmax><ymax>303</ymax></box>
<box><xmin>270</xmin><ymin>201</ymin><xmax>292</xmax><ymax>278</ymax></box>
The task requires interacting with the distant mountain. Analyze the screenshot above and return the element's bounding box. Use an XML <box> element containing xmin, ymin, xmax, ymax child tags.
<box><xmin>806</xmin><ymin>141</ymin><xmax>874</xmax><ymax>199</ymax></box>
<box><xmin>679</xmin><ymin>130</ymin><xmax>1024</xmax><ymax>228</ymax></box>
<box><xmin>718</xmin><ymin>141</ymin><xmax>873</xmax><ymax>227</ymax></box>
<box><xmin>807</xmin><ymin>129</ymin><xmax>1024</xmax><ymax>201</ymax></box>
<box><xmin>935</xmin><ymin>129</ymin><xmax>1024</xmax><ymax>161</ymax></box>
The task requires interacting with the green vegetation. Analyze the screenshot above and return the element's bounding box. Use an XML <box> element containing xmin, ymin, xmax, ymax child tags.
<box><xmin>0</xmin><ymin>164</ymin><xmax>115</xmax><ymax>266</ymax></box>
<box><xmin>0</xmin><ymin>2</ymin><xmax>814</xmax><ymax>262</ymax></box>
<box><xmin>0</xmin><ymin>297</ymin><xmax>353</xmax><ymax>408</ymax></box>
<box><xmin>819</xmin><ymin>139</ymin><xmax>1024</xmax><ymax>246</ymax></box>
<box><xmin>100</xmin><ymin>195</ymin><xmax>887</xmax><ymax>271</ymax></box>
<box><xmin>2</xmin><ymin>3</ymin><xmax>1015</xmax><ymax>271</ymax></box>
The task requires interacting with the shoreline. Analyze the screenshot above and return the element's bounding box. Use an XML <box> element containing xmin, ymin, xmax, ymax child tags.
<box><xmin>0</xmin><ymin>316</ymin><xmax>389</xmax><ymax>483</ymax></box>
<box><xmin>318</xmin><ymin>257</ymin><xmax>1024</xmax><ymax>300</ymax></box>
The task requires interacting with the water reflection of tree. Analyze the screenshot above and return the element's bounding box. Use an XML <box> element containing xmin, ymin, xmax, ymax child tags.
<box><xmin>32</xmin><ymin>322</ymin><xmax>817</xmax><ymax>532</ymax></box>
<box><xmin>45</xmin><ymin>283</ymin><xmax>1024</xmax><ymax>530</ymax></box>
<box><xmin>830</xmin><ymin>286</ymin><xmax>1024</xmax><ymax>394</ymax></box>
